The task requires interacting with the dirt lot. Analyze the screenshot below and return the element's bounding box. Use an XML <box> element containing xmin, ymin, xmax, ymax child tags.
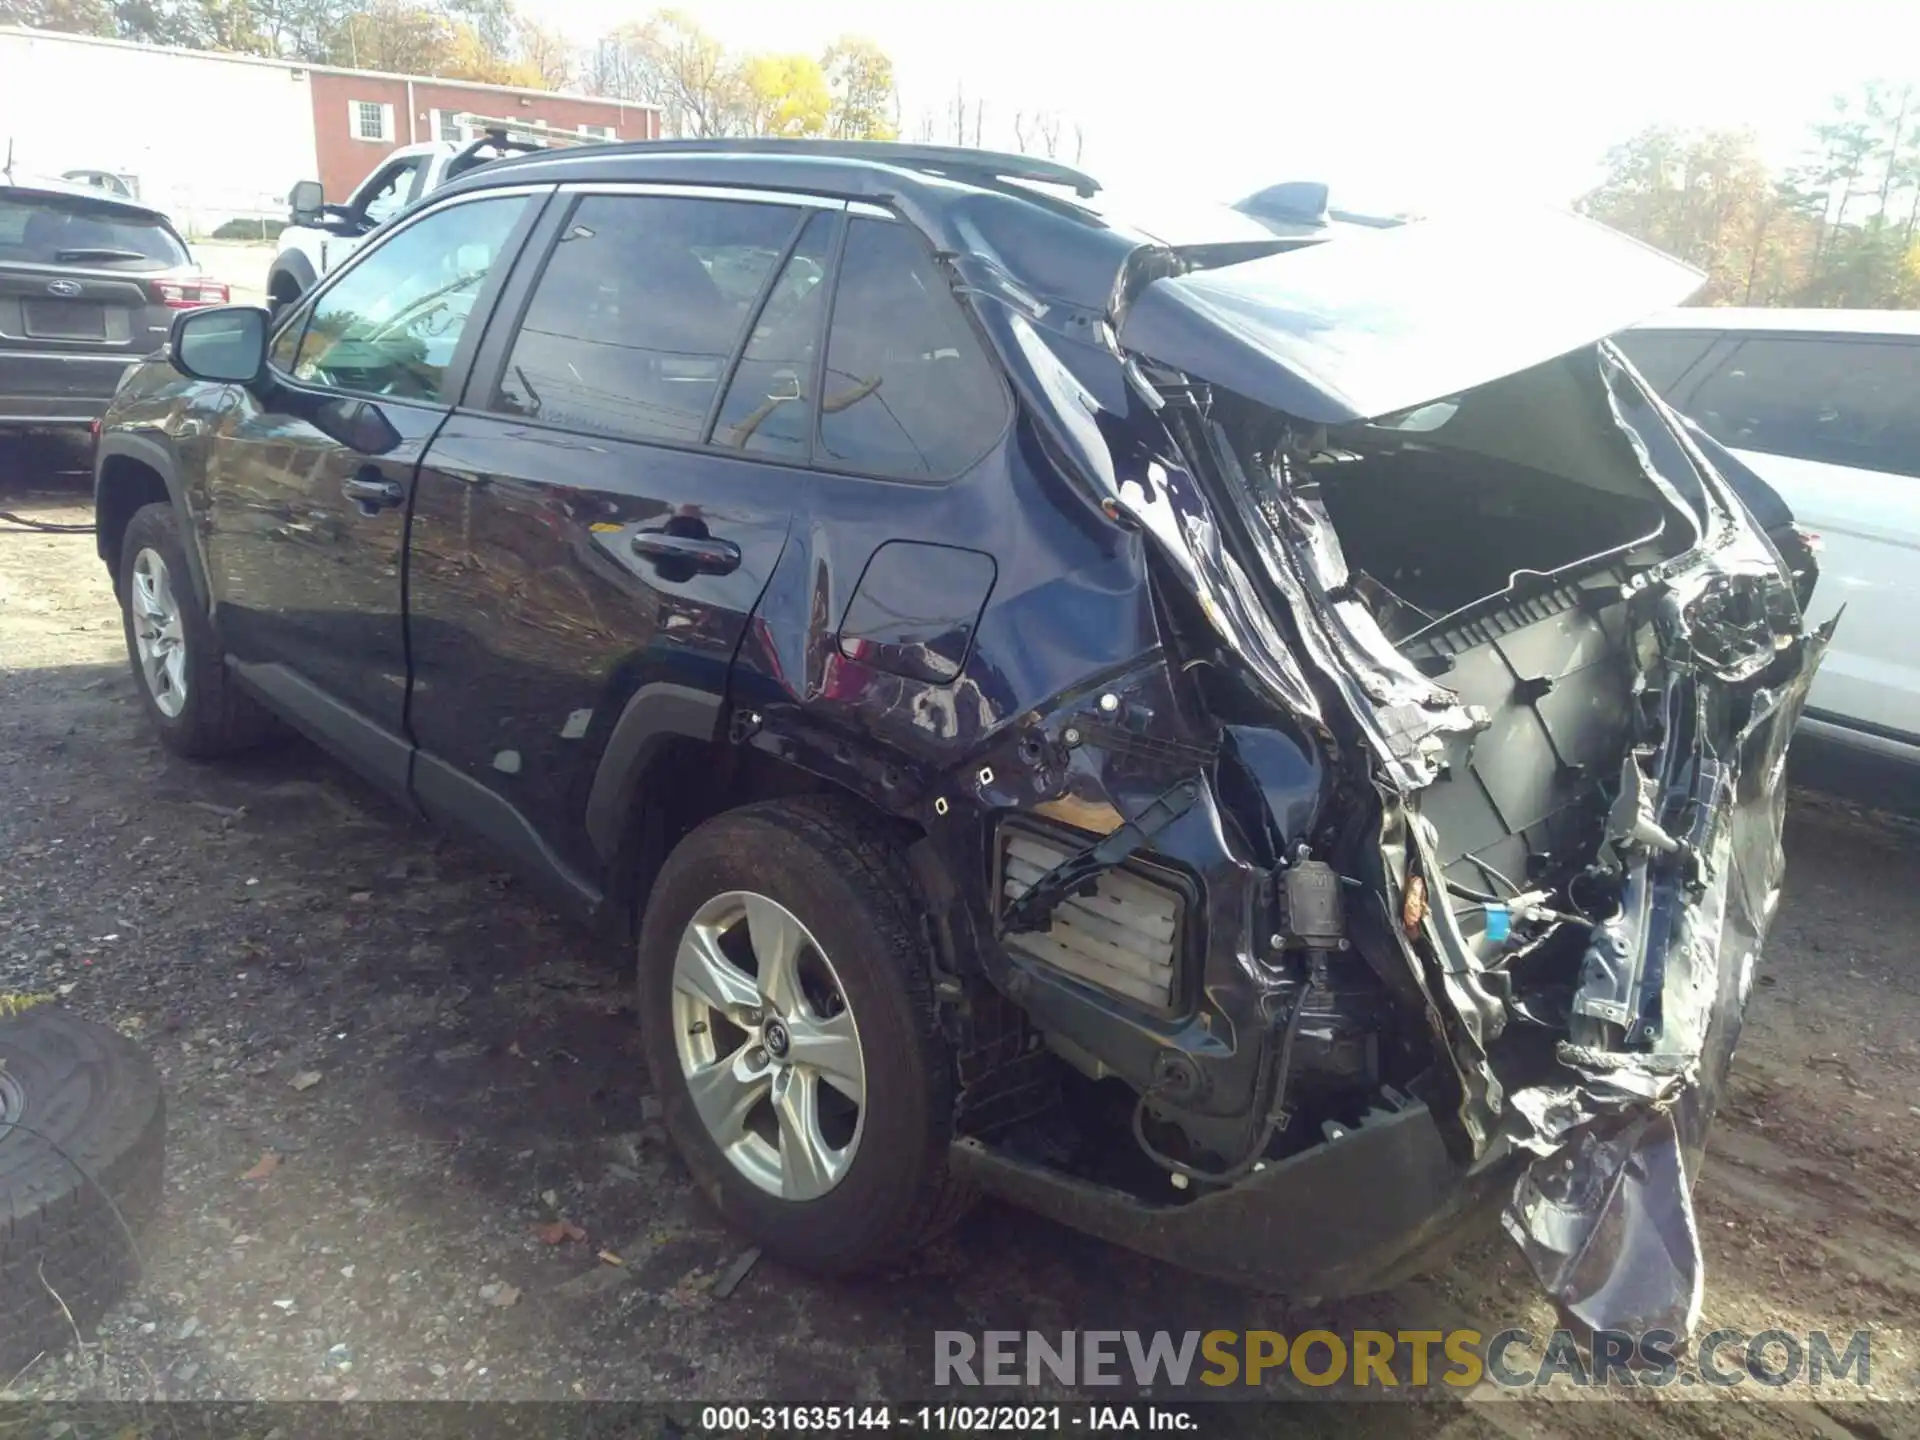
<box><xmin>2</xmin><ymin>443</ymin><xmax>1917</xmax><ymax>1435</ymax></box>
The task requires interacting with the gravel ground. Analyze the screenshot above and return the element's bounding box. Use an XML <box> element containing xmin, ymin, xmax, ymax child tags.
<box><xmin>3</xmin><ymin>440</ymin><xmax>1917</xmax><ymax>1435</ymax></box>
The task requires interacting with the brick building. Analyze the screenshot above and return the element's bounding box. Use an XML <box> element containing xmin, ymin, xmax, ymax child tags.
<box><xmin>0</xmin><ymin>26</ymin><xmax>660</xmax><ymax>232</ymax></box>
<box><xmin>306</xmin><ymin>67</ymin><xmax>658</xmax><ymax>200</ymax></box>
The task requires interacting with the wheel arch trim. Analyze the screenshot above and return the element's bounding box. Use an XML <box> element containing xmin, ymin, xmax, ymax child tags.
<box><xmin>585</xmin><ymin>681</ymin><xmax>725</xmax><ymax>865</ymax></box>
<box><xmin>266</xmin><ymin>249</ymin><xmax>318</xmax><ymax>301</ymax></box>
<box><xmin>93</xmin><ymin>433</ymin><xmax>208</xmax><ymax>609</ymax></box>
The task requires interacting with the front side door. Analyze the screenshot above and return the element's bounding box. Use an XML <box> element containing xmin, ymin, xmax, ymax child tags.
<box><xmin>405</xmin><ymin>188</ymin><xmax>837</xmax><ymax>887</ymax></box>
<box><xmin>199</xmin><ymin>188</ymin><xmax>541</xmax><ymax>789</ymax></box>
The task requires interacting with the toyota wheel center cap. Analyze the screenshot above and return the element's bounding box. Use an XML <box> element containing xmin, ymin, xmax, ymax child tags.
<box><xmin>763</xmin><ymin>1018</ymin><xmax>790</xmax><ymax>1059</ymax></box>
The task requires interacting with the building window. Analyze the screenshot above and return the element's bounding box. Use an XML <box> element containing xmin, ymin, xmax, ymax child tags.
<box><xmin>351</xmin><ymin>100</ymin><xmax>394</xmax><ymax>142</ymax></box>
<box><xmin>435</xmin><ymin>109</ymin><xmax>474</xmax><ymax>143</ymax></box>
<box><xmin>578</xmin><ymin>123</ymin><xmax>615</xmax><ymax>140</ymax></box>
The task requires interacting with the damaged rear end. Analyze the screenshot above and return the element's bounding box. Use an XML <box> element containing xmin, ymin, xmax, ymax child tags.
<box><xmin>957</xmin><ymin>210</ymin><xmax>1825</xmax><ymax>1337</ymax></box>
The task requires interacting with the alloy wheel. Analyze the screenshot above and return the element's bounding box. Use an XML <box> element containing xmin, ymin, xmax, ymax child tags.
<box><xmin>669</xmin><ymin>890</ymin><xmax>867</xmax><ymax>1201</ymax></box>
<box><xmin>129</xmin><ymin>548</ymin><xmax>188</xmax><ymax>718</ymax></box>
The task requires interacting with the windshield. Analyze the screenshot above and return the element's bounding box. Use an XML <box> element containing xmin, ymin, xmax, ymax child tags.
<box><xmin>0</xmin><ymin>192</ymin><xmax>189</xmax><ymax>269</ymax></box>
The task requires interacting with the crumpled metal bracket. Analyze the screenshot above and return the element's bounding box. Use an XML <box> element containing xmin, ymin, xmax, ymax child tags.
<box><xmin>1503</xmin><ymin>1108</ymin><xmax>1704</xmax><ymax>1340</ymax></box>
<box><xmin>1001</xmin><ymin>778</ymin><xmax>1200</xmax><ymax>935</ymax></box>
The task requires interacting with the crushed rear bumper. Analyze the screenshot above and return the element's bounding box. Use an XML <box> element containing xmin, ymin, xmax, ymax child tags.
<box><xmin>951</xmin><ymin>1101</ymin><xmax>1515</xmax><ymax>1299</ymax></box>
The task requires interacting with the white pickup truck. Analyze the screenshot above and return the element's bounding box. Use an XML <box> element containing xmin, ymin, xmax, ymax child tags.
<box><xmin>267</xmin><ymin>120</ymin><xmax>593</xmax><ymax>310</ymax></box>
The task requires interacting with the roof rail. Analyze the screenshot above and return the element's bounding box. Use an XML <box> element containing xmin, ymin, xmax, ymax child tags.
<box><xmin>599</xmin><ymin>138</ymin><xmax>1102</xmax><ymax>198</ymax></box>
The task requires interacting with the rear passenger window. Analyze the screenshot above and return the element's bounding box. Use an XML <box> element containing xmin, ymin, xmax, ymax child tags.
<box><xmin>710</xmin><ymin>211</ymin><xmax>835</xmax><ymax>459</ymax></box>
<box><xmin>1684</xmin><ymin>336</ymin><xmax>1920</xmax><ymax>477</ymax></box>
<box><xmin>1610</xmin><ymin>331</ymin><xmax>1717</xmax><ymax>393</ymax></box>
<box><xmin>495</xmin><ymin>195</ymin><xmax>801</xmax><ymax>446</ymax></box>
<box><xmin>816</xmin><ymin>218</ymin><xmax>1008</xmax><ymax>479</ymax></box>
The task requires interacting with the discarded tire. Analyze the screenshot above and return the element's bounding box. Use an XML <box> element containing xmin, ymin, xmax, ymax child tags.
<box><xmin>0</xmin><ymin>1007</ymin><xmax>166</xmax><ymax>1377</ymax></box>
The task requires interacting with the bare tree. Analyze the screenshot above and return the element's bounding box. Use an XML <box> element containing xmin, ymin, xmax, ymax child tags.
<box><xmin>1014</xmin><ymin>107</ymin><xmax>1073</xmax><ymax>159</ymax></box>
<box><xmin>513</xmin><ymin>15</ymin><xmax>571</xmax><ymax>89</ymax></box>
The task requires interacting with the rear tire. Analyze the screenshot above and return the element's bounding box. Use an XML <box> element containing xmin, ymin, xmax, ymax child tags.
<box><xmin>635</xmin><ymin>796</ymin><xmax>971</xmax><ymax>1274</ymax></box>
<box><xmin>117</xmin><ymin>502</ymin><xmax>273</xmax><ymax>758</ymax></box>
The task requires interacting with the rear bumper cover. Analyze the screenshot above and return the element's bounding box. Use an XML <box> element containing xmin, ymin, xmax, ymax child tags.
<box><xmin>953</xmin><ymin>1100</ymin><xmax>1515</xmax><ymax>1299</ymax></box>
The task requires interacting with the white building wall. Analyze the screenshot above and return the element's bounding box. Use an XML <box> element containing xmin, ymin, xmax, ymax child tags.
<box><xmin>0</xmin><ymin>28</ymin><xmax>319</xmax><ymax>235</ymax></box>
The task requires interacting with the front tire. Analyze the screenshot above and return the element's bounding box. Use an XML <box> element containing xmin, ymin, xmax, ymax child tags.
<box><xmin>117</xmin><ymin>502</ymin><xmax>272</xmax><ymax>758</ymax></box>
<box><xmin>635</xmin><ymin>796</ymin><xmax>971</xmax><ymax>1274</ymax></box>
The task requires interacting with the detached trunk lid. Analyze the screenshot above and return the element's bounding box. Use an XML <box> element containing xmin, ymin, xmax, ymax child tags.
<box><xmin>1117</xmin><ymin>208</ymin><xmax>1704</xmax><ymax>423</ymax></box>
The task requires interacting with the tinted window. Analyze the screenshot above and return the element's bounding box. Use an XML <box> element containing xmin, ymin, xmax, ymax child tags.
<box><xmin>495</xmin><ymin>195</ymin><xmax>800</xmax><ymax>445</ymax></box>
<box><xmin>709</xmin><ymin>211</ymin><xmax>835</xmax><ymax>459</ymax></box>
<box><xmin>269</xmin><ymin>309</ymin><xmax>305</xmax><ymax>371</ymax></box>
<box><xmin>1611</xmin><ymin>331</ymin><xmax>1717</xmax><ymax>393</ymax></box>
<box><xmin>818</xmin><ymin>218</ymin><xmax>1007</xmax><ymax>479</ymax></box>
<box><xmin>359</xmin><ymin>159</ymin><xmax>425</xmax><ymax>227</ymax></box>
<box><xmin>291</xmin><ymin>194</ymin><xmax>527</xmax><ymax>403</ymax></box>
<box><xmin>1685</xmin><ymin>336</ymin><xmax>1920</xmax><ymax>477</ymax></box>
<box><xmin>0</xmin><ymin>193</ymin><xmax>188</xmax><ymax>269</ymax></box>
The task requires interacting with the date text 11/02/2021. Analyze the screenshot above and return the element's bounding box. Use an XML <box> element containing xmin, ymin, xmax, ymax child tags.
<box><xmin>700</xmin><ymin>1407</ymin><xmax>1193</xmax><ymax>1432</ymax></box>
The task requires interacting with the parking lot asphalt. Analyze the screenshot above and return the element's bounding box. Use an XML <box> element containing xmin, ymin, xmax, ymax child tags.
<box><xmin>3</xmin><ymin>445</ymin><xmax>1917</xmax><ymax>1433</ymax></box>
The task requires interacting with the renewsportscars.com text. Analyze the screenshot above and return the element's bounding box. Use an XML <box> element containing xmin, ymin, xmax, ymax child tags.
<box><xmin>934</xmin><ymin>1328</ymin><xmax>1873</xmax><ymax>1390</ymax></box>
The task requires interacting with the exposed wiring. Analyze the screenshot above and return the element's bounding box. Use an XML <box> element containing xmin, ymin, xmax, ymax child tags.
<box><xmin>1447</xmin><ymin>878</ymin><xmax>1595</xmax><ymax>932</ymax></box>
<box><xmin>1131</xmin><ymin>977</ymin><xmax>1312</xmax><ymax>1186</ymax></box>
<box><xmin>1465</xmin><ymin>853</ymin><xmax>1526</xmax><ymax>897</ymax></box>
<box><xmin>0</xmin><ymin>511</ymin><xmax>92</xmax><ymax>534</ymax></box>
<box><xmin>1445</xmin><ymin>879</ymin><xmax>1502</xmax><ymax>906</ymax></box>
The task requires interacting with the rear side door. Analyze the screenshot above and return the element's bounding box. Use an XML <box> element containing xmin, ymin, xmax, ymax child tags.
<box><xmin>1678</xmin><ymin>333</ymin><xmax>1920</xmax><ymax>743</ymax></box>
<box><xmin>0</xmin><ymin>188</ymin><xmax>195</xmax><ymax>425</ymax></box>
<box><xmin>404</xmin><ymin>185</ymin><xmax>836</xmax><ymax>895</ymax></box>
<box><xmin>197</xmin><ymin>186</ymin><xmax>544</xmax><ymax>796</ymax></box>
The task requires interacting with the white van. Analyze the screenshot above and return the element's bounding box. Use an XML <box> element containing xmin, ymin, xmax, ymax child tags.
<box><xmin>1617</xmin><ymin>309</ymin><xmax>1920</xmax><ymax>768</ymax></box>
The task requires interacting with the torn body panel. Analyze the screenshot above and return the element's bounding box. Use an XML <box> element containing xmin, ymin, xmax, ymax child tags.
<box><xmin>721</xmin><ymin>208</ymin><xmax>1819</xmax><ymax>1334</ymax></box>
<box><xmin>1507</xmin><ymin>621</ymin><xmax>1828</xmax><ymax>1337</ymax></box>
<box><xmin>1125</xmin><ymin>329</ymin><xmax>1822</xmax><ymax>1332</ymax></box>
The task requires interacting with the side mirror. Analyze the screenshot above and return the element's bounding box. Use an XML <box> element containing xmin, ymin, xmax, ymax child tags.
<box><xmin>313</xmin><ymin>397</ymin><xmax>402</xmax><ymax>454</ymax></box>
<box><xmin>170</xmin><ymin>306</ymin><xmax>268</xmax><ymax>386</ymax></box>
<box><xmin>289</xmin><ymin>180</ymin><xmax>326</xmax><ymax>227</ymax></box>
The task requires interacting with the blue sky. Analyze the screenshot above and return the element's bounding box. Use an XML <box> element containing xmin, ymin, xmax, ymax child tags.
<box><xmin>530</xmin><ymin>0</ymin><xmax>1920</xmax><ymax>213</ymax></box>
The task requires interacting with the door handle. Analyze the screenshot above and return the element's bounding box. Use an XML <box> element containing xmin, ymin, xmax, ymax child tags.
<box><xmin>342</xmin><ymin>469</ymin><xmax>404</xmax><ymax>515</ymax></box>
<box><xmin>630</xmin><ymin>530</ymin><xmax>742</xmax><ymax>576</ymax></box>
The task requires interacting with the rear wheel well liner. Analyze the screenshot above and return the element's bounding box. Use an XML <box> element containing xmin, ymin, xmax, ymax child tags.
<box><xmin>597</xmin><ymin>724</ymin><xmax>927</xmax><ymax>943</ymax></box>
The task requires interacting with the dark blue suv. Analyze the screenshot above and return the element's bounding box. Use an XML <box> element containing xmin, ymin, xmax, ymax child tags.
<box><xmin>93</xmin><ymin>140</ymin><xmax>1825</xmax><ymax>1336</ymax></box>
